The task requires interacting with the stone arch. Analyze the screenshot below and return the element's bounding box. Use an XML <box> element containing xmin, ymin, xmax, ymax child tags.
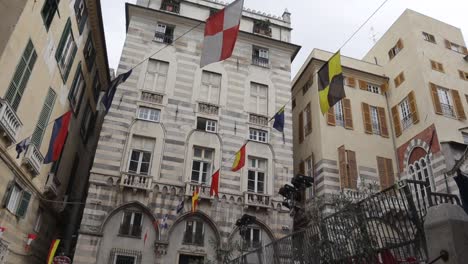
<box><xmin>167</xmin><ymin>211</ymin><xmax>222</xmax><ymax>242</ymax></box>
<box><xmin>403</xmin><ymin>139</ymin><xmax>430</xmax><ymax>171</ymax></box>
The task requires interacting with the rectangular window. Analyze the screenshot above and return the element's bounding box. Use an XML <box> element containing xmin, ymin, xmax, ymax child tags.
<box><xmin>5</xmin><ymin>183</ymin><xmax>32</xmax><ymax>218</ymax></box>
<box><xmin>56</xmin><ymin>19</ymin><xmax>77</xmax><ymax>82</ymax></box>
<box><xmin>200</xmin><ymin>71</ymin><xmax>221</xmax><ymax>105</ymax></box>
<box><xmin>446</xmin><ymin>40</ymin><xmax>467</xmax><ymax>54</ymax></box>
<box><xmin>161</xmin><ymin>0</ymin><xmax>180</xmax><ymax>13</ymax></box>
<box><xmin>80</xmin><ymin>103</ymin><xmax>95</xmax><ymax>141</ymax></box>
<box><xmin>437</xmin><ymin>87</ymin><xmax>455</xmax><ymax>118</ymax></box>
<box><xmin>115</xmin><ymin>255</ymin><xmax>136</xmax><ymax>264</ymax></box>
<box><xmin>252</xmin><ymin>46</ymin><xmax>269</xmax><ymax>67</ymax></box>
<box><xmin>249</xmin><ymin>82</ymin><xmax>268</xmax><ymax>116</ymax></box>
<box><xmin>74</xmin><ymin>0</ymin><xmax>88</xmax><ymax>34</ymax></box>
<box><xmin>41</xmin><ymin>0</ymin><xmax>60</xmax><ymax>30</ymax></box>
<box><xmin>243</xmin><ymin>227</ymin><xmax>261</xmax><ymax>249</ymax></box>
<box><xmin>422</xmin><ymin>32</ymin><xmax>436</xmax><ymax>43</ymax></box>
<box><xmin>248</xmin><ymin>158</ymin><xmax>266</xmax><ymax>194</ymax></box>
<box><xmin>388</xmin><ymin>39</ymin><xmax>403</xmax><ymax>60</ymax></box>
<box><xmin>305</xmin><ymin>156</ymin><xmax>314</xmax><ymax>199</ymax></box>
<box><xmin>399</xmin><ymin>98</ymin><xmax>412</xmax><ymax>130</ymax></box>
<box><xmin>253</xmin><ymin>20</ymin><xmax>272</xmax><ymax>37</ymax></box>
<box><xmin>119</xmin><ymin>211</ymin><xmax>143</xmax><ymax>237</ymax></box>
<box><xmin>5</xmin><ymin>40</ymin><xmax>37</xmax><ymax>111</ymax></box>
<box><xmin>367</xmin><ymin>83</ymin><xmax>380</xmax><ymax>94</ymax></box>
<box><xmin>191</xmin><ymin>147</ymin><xmax>213</xmax><ymax>184</ymax></box>
<box><xmin>84</xmin><ymin>34</ymin><xmax>96</xmax><ymax>71</ymax></box>
<box><xmin>154</xmin><ymin>23</ymin><xmax>174</xmax><ymax>44</ymax></box>
<box><xmin>292</xmin><ymin>98</ymin><xmax>296</xmax><ymax>110</ymax></box>
<box><xmin>138</xmin><ymin>107</ymin><xmax>160</xmax><ymax>122</ymax></box>
<box><xmin>144</xmin><ymin>59</ymin><xmax>169</xmax><ymax>92</ymax></box>
<box><xmin>31</xmin><ymin>88</ymin><xmax>56</xmax><ymax>147</ymax></box>
<box><xmin>303</xmin><ymin>103</ymin><xmax>312</xmax><ymax>136</ymax></box>
<box><xmin>69</xmin><ymin>63</ymin><xmax>85</xmax><ymax>114</ymax></box>
<box><xmin>459</xmin><ymin>70</ymin><xmax>468</xmax><ymax>81</ymax></box>
<box><xmin>183</xmin><ymin>220</ymin><xmax>204</xmax><ymax>245</ymax></box>
<box><xmin>335</xmin><ymin>100</ymin><xmax>344</xmax><ymax>127</ymax></box>
<box><xmin>370</xmin><ymin>106</ymin><xmax>380</xmax><ymax>135</ymax></box>
<box><xmin>34</xmin><ymin>209</ymin><xmax>43</xmax><ymax>232</ymax></box>
<box><xmin>196</xmin><ymin>117</ymin><xmax>217</xmax><ymax>133</ymax></box>
<box><xmin>128</xmin><ymin>150</ymin><xmax>152</xmax><ymax>175</ymax></box>
<box><xmin>92</xmin><ymin>69</ymin><xmax>101</xmax><ymax>103</ymax></box>
<box><xmin>249</xmin><ymin>128</ymin><xmax>268</xmax><ymax>143</ymax></box>
<box><xmin>430</xmin><ymin>60</ymin><xmax>444</xmax><ymax>73</ymax></box>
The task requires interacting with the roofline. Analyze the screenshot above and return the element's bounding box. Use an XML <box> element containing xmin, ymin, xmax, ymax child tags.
<box><xmin>95</xmin><ymin>0</ymin><xmax>111</xmax><ymax>84</ymax></box>
<box><xmin>125</xmin><ymin>3</ymin><xmax>301</xmax><ymax>61</ymax></box>
<box><xmin>292</xmin><ymin>48</ymin><xmax>388</xmax><ymax>90</ymax></box>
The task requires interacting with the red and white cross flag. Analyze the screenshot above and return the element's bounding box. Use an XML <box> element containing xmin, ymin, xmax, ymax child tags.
<box><xmin>200</xmin><ymin>0</ymin><xmax>244</xmax><ymax>68</ymax></box>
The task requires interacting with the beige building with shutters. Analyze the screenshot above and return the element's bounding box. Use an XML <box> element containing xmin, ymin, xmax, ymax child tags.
<box><xmin>292</xmin><ymin>9</ymin><xmax>468</xmax><ymax>210</ymax></box>
<box><xmin>0</xmin><ymin>0</ymin><xmax>110</xmax><ymax>263</ymax></box>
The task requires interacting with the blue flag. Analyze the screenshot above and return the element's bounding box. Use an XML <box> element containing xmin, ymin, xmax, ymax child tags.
<box><xmin>15</xmin><ymin>138</ymin><xmax>30</xmax><ymax>159</ymax></box>
<box><xmin>273</xmin><ymin>106</ymin><xmax>285</xmax><ymax>132</ymax></box>
<box><xmin>101</xmin><ymin>70</ymin><xmax>132</xmax><ymax>113</ymax></box>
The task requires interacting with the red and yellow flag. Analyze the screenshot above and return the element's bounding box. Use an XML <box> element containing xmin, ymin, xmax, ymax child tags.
<box><xmin>231</xmin><ymin>144</ymin><xmax>246</xmax><ymax>172</ymax></box>
<box><xmin>191</xmin><ymin>188</ymin><xmax>199</xmax><ymax>213</ymax></box>
<box><xmin>47</xmin><ymin>239</ymin><xmax>60</xmax><ymax>264</ymax></box>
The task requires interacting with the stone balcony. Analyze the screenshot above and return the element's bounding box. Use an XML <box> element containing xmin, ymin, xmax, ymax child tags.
<box><xmin>141</xmin><ymin>90</ymin><xmax>163</xmax><ymax>105</ymax></box>
<box><xmin>198</xmin><ymin>102</ymin><xmax>219</xmax><ymax>116</ymax></box>
<box><xmin>44</xmin><ymin>173</ymin><xmax>61</xmax><ymax>198</ymax></box>
<box><xmin>244</xmin><ymin>192</ymin><xmax>271</xmax><ymax>209</ymax></box>
<box><xmin>120</xmin><ymin>172</ymin><xmax>153</xmax><ymax>191</ymax></box>
<box><xmin>0</xmin><ymin>99</ymin><xmax>22</xmax><ymax>144</ymax></box>
<box><xmin>185</xmin><ymin>182</ymin><xmax>212</xmax><ymax>200</ymax></box>
<box><xmin>249</xmin><ymin>113</ymin><xmax>269</xmax><ymax>126</ymax></box>
<box><xmin>22</xmin><ymin>144</ymin><xmax>43</xmax><ymax>176</ymax></box>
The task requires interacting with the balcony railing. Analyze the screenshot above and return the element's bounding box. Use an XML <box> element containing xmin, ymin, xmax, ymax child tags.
<box><xmin>185</xmin><ymin>182</ymin><xmax>211</xmax><ymax>199</ymax></box>
<box><xmin>141</xmin><ymin>91</ymin><xmax>163</xmax><ymax>104</ymax></box>
<box><xmin>252</xmin><ymin>56</ymin><xmax>269</xmax><ymax>68</ymax></box>
<box><xmin>160</xmin><ymin>2</ymin><xmax>180</xmax><ymax>14</ymax></box>
<box><xmin>244</xmin><ymin>192</ymin><xmax>271</xmax><ymax>209</ymax></box>
<box><xmin>441</xmin><ymin>103</ymin><xmax>456</xmax><ymax>118</ymax></box>
<box><xmin>22</xmin><ymin>144</ymin><xmax>44</xmax><ymax>176</ymax></box>
<box><xmin>198</xmin><ymin>102</ymin><xmax>219</xmax><ymax>115</ymax></box>
<box><xmin>401</xmin><ymin>114</ymin><xmax>413</xmax><ymax>130</ymax></box>
<box><xmin>249</xmin><ymin>114</ymin><xmax>268</xmax><ymax>126</ymax></box>
<box><xmin>121</xmin><ymin>172</ymin><xmax>152</xmax><ymax>191</ymax></box>
<box><xmin>0</xmin><ymin>99</ymin><xmax>22</xmax><ymax>143</ymax></box>
<box><xmin>154</xmin><ymin>32</ymin><xmax>173</xmax><ymax>44</ymax></box>
<box><xmin>44</xmin><ymin>173</ymin><xmax>60</xmax><ymax>198</ymax></box>
<box><xmin>253</xmin><ymin>26</ymin><xmax>272</xmax><ymax>37</ymax></box>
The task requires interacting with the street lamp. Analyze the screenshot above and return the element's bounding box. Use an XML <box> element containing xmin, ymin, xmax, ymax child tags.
<box><xmin>235</xmin><ymin>214</ymin><xmax>256</xmax><ymax>264</ymax></box>
<box><xmin>279</xmin><ymin>174</ymin><xmax>314</xmax><ymax>217</ymax></box>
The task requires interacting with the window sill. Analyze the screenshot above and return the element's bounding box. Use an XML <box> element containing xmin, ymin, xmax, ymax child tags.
<box><xmin>118</xmin><ymin>234</ymin><xmax>142</xmax><ymax>239</ymax></box>
<box><xmin>195</xmin><ymin>128</ymin><xmax>217</xmax><ymax>134</ymax></box>
<box><xmin>136</xmin><ymin>117</ymin><xmax>160</xmax><ymax>123</ymax></box>
<box><xmin>248</xmin><ymin>139</ymin><xmax>269</xmax><ymax>145</ymax></box>
<box><xmin>251</xmin><ymin>63</ymin><xmax>270</xmax><ymax>69</ymax></box>
<box><xmin>182</xmin><ymin>242</ymin><xmax>204</xmax><ymax>247</ymax></box>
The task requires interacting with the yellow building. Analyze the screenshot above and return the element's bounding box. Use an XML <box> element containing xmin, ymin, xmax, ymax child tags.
<box><xmin>292</xmin><ymin>10</ymin><xmax>468</xmax><ymax>203</ymax></box>
<box><xmin>0</xmin><ymin>0</ymin><xmax>110</xmax><ymax>262</ymax></box>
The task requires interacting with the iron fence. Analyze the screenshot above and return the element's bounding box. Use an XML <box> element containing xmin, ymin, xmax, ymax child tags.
<box><xmin>230</xmin><ymin>180</ymin><xmax>460</xmax><ymax>264</ymax></box>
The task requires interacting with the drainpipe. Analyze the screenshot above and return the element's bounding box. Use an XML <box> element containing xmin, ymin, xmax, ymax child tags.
<box><xmin>384</xmin><ymin>91</ymin><xmax>401</xmax><ymax>176</ymax></box>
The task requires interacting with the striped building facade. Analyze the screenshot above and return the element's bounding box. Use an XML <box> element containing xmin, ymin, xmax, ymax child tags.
<box><xmin>73</xmin><ymin>0</ymin><xmax>300</xmax><ymax>263</ymax></box>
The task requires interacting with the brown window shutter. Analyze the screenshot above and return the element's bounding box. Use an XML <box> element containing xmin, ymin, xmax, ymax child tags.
<box><xmin>306</xmin><ymin>103</ymin><xmax>312</xmax><ymax>134</ymax></box>
<box><xmin>408</xmin><ymin>91</ymin><xmax>419</xmax><ymax>124</ymax></box>
<box><xmin>397</xmin><ymin>39</ymin><xmax>404</xmax><ymax>50</ymax></box>
<box><xmin>459</xmin><ymin>70</ymin><xmax>466</xmax><ymax>80</ymax></box>
<box><xmin>388</xmin><ymin>50</ymin><xmax>394</xmax><ymax>60</ymax></box>
<box><xmin>377</xmin><ymin>157</ymin><xmax>387</xmax><ymax>189</ymax></box>
<box><xmin>362</xmin><ymin>102</ymin><xmax>372</xmax><ymax>134</ymax></box>
<box><xmin>430</xmin><ymin>60</ymin><xmax>437</xmax><ymax>70</ymax></box>
<box><xmin>430</xmin><ymin>83</ymin><xmax>443</xmax><ymax>115</ymax></box>
<box><xmin>400</xmin><ymin>72</ymin><xmax>405</xmax><ymax>83</ymax></box>
<box><xmin>348</xmin><ymin>77</ymin><xmax>356</xmax><ymax>88</ymax></box>
<box><xmin>445</xmin><ymin>39</ymin><xmax>452</xmax><ymax>49</ymax></box>
<box><xmin>346</xmin><ymin>150</ymin><xmax>358</xmax><ymax>189</ymax></box>
<box><xmin>394</xmin><ymin>76</ymin><xmax>400</xmax><ymax>87</ymax></box>
<box><xmin>378</xmin><ymin>107</ymin><xmax>389</xmax><ymax>138</ymax></box>
<box><xmin>298</xmin><ymin>112</ymin><xmax>304</xmax><ymax>143</ymax></box>
<box><xmin>299</xmin><ymin>161</ymin><xmax>305</xmax><ymax>174</ymax></box>
<box><xmin>327</xmin><ymin>107</ymin><xmax>336</xmax><ymax>126</ymax></box>
<box><xmin>359</xmin><ymin>80</ymin><xmax>367</xmax><ymax>90</ymax></box>
<box><xmin>343</xmin><ymin>98</ymin><xmax>353</xmax><ymax>130</ymax></box>
<box><xmin>391</xmin><ymin>105</ymin><xmax>402</xmax><ymax>137</ymax></box>
<box><xmin>438</xmin><ymin>63</ymin><xmax>444</xmax><ymax>72</ymax></box>
<box><xmin>338</xmin><ymin>145</ymin><xmax>348</xmax><ymax>189</ymax></box>
<box><xmin>451</xmin><ymin>89</ymin><xmax>466</xmax><ymax>120</ymax></box>
<box><xmin>386</xmin><ymin>158</ymin><xmax>394</xmax><ymax>187</ymax></box>
<box><xmin>381</xmin><ymin>82</ymin><xmax>389</xmax><ymax>93</ymax></box>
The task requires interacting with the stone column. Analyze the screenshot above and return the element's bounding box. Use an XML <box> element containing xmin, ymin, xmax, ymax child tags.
<box><xmin>424</xmin><ymin>204</ymin><xmax>468</xmax><ymax>264</ymax></box>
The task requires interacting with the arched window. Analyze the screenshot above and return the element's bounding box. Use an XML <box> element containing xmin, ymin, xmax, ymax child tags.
<box><xmin>409</xmin><ymin>157</ymin><xmax>434</xmax><ymax>207</ymax></box>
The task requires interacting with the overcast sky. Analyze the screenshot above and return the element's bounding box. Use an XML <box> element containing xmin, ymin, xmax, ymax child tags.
<box><xmin>101</xmin><ymin>0</ymin><xmax>468</xmax><ymax>77</ymax></box>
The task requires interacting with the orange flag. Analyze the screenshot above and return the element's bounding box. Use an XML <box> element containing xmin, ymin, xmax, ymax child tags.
<box><xmin>231</xmin><ymin>144</ymin><xmax>246</xmax><ymax>172</ymax></box>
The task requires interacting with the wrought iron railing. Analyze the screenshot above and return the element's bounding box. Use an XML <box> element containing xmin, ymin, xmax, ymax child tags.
<box><xmin>402</xmin><ymin>114</ymin><xmax>413</xmax><ymax>130</ymax></box>
<box><xmin>154</xmin><ymin>32</ymin><xmax>173</xmax><ymax>44</ymax></box>
<box><xmin>441</xmin><ymin>103</ymin><xmax>455</xmax><ymax>118</ymax></box>
<box><xmin>252</xmin><ymin>56</ymin><xmax>269</xmax><ymax>68</ymax></box>
<box><xmin>160</xmin><ymin>1</ymin><xmax>180</xmax><ymax>13</ymax></box>
<box><xmin>0</xmin><ymin>99</ymin><xmax>22</xmax><ymax>143</ymax></box>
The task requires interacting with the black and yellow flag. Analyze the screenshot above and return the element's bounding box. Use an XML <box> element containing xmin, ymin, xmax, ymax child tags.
<box><xmin>318</xmin><ymin>51</ymin><xmax>345</xmax><ymax>114</ymax></box>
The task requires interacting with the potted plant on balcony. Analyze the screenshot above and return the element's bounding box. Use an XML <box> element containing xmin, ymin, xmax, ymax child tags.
<box><xmin>253</xmin><ymin>19</ymin><xmax>272</xmax><ymax>37</ymax></box>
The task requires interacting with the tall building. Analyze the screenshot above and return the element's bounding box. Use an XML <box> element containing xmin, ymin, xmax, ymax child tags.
<box><xmin>292</xmin><ymin>9</ymin><xmax>468</xmax><ymax>217</ymax></box>
<box><xmin>73</xmin><ymin>0</ymin><xmax>300</xmax><ymax>263</ymax></box>
<box><xmin>0</xmin><ymin>0</ymin><xmax>110</xmax><ymax>262</ymax></box>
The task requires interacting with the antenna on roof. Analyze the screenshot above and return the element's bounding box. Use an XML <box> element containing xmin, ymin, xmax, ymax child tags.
<box><xmin>370</xmin><ymin>26</ymin><xmax>378</xmax><ymax>44</ymax></box>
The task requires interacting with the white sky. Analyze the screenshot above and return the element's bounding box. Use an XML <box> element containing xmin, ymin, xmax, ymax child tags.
<box><xmin>101</xmin><ymin>0</ymin><xmax>468</xmax><ymax>77</ymax></box>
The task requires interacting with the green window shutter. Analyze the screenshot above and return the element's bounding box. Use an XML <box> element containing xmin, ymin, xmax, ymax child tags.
<box><xmin>55</xmin><ymin>19</ymin><xmax>72</xmax><ymax>62</ymax></box>
<box><xmin>16</xmin><ymin>191</ymin><xmax>32</xmax><ymax>218</ymax></box>
<box><xmin>5</xmin><ymin>40</ymin><xmax>37</xmax><ymax>111</ymax></box>
<box><xmin>31</xmin><ymin>88</ymin><xmax>56</xmax><ymax>147</ymax></box>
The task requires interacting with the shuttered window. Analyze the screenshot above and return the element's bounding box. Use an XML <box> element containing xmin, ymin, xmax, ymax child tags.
<box><xmin>392</xmin><ymin>91</ymin><xmax>419</xmax><ymax>137</ymax></box>
<box><xmin>377</xmin><ymin>157</ymin><xmax>394</xmax><ymax>189</ymax></box>
<box><xmin>343</xmin><ymin>98</ymin><xmax>353</xmax><ymax>129</ymax></box>
<box><xmin>430</xmin><ymin>60</ymin><xmax>444</xmax><ymax>73</ymax></box>
<box><xmin>55</xmin><ymin>19</ymin><xmax>77</xmax><ymax>82</ymax></box>
<box><xmin>84</xmin><ymin>34</ymin><xmax>96</xmax><ymax>72</ymax></box>
<box><xmin>303</xmin><ymin>103</ymin><xmax>312</xmax><ymax>136</ymax></box>
<box><xmin>328</xmin><ymin>99</ymin><xmax>352</xmax><ymax>129</ymax></box>
<box><xmin>445</xmin><ymin>39</ymin><xmax>468</xmax><ymax>55</ymax></box>
<box><xmin>430</xmin><ymin>83</ymin><xmax>466</xmax><ymax>120</ymax></box>
<box><xmin>362</xmin><ymin>103</ymin><xmax>389</xmax><ymax>137</ymax></box>
<box><xmin>394</xmin><ymin>72</ymin><xmax>405</xmax><ymax>88</ymax></box>
<box><xmin>459</xmin><ymin>70</ymin><xmax>468</xmax><ymax>81</ymax></box>
<box><xmin>31</xmin><ymin>88</ymin><xmax>56</xmax><ymax>147</ymax></box>
<box><xmin>5</xmin><ymin>40</ymin><xmax>37</xmax><ymax>111</ymax></box>
<box><xmin>4</xmin><ymin>182</ymin><xmax>31</xmax><ymax>218</ymax></box>
<box><xmin>69</xmin><ymin>63</ymin><xmax>85</xmax><ymax>114</ymax></box>
<box><xmin>41</xmin><ymin>0</ymin><xmax>60</xmax><ymax>30</ymax></box>
<box><xmin>74</xmin><ymin>0</ymin><xmax>88</xmax><ymax>34</ymax></box>
<box><xmin>345</xmin><ymin>77</ymin><xmax>356</xmax><ymax>88</ymax></box>
<box><xmin>388</xmin><ymin>39</ymin><xmax>404</xmax><ymax>60</ymax></box>
<box><xmin>338</xmin><ymin>146</ymin><xmax>357</xmax><ymax>190</ymax></box>
<box><xmin>359</xmin><ymin>80</ymin><xmax>367</xmax><ymax>90</ymax></box>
